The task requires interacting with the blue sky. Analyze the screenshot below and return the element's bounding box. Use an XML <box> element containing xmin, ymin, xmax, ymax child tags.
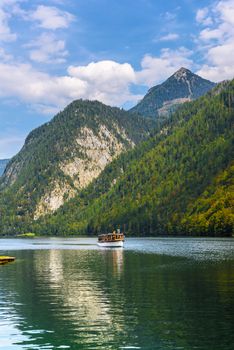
<box><xmin>0</xmin><ymin>0</ymin><xmax>234</xmax><ymax>158</ymax></box>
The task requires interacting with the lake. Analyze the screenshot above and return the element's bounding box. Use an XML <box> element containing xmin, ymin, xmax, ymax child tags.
<box><xmin>0</xmin><ymin>237</ymin><xmax>234</xmax><ymax>349</ymax></box>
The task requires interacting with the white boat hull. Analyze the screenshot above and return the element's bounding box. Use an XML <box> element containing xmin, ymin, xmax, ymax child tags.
<box><xmin>97</xmin><ymin>241</ymin><xmax>124</xmax><ymax>248</ymax></box>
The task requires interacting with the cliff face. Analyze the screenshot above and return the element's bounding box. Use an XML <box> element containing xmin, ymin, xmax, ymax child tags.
<box><xmin>0</xmin><ymin>100</ymin><xmax>155</xmax><ymax>220</ymax></box>
<box><xmin>33</xmin><ymin>124</ymin><xmax>133</xmax><ymax>218</ymax></box>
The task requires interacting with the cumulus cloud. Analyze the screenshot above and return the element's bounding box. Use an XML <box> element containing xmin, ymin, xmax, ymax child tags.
<box><xmin>196</xmin><ymin>0</ymin><xmax>234</xmax><ymax>81</ymax></box>
<box><xmin>0</xmin><ymin>6</ymin><xmax>17</xmax><ymax>41</ymax></box>
<box><xmin>29</xmin><ymin>5</ymin><xmax>75</xmax><ymax>30</ymax></box>
<box><xmin>0</xmin><ymin>47</ymin><xmax>13</xmax><ymax>61</ymax></box>
<box><xmin>0</xmin><ymin>46</ymin><xmax>196</xmax><ymax>115</ymax></box>
<box><xmin>25</xmin><ymin>32</ymin><xmax>68</xmax><ymax>64</ymax></box>
<box><xmin>0</xmin><ymin>2</ymin><xmax>195</xmax><ymax>113</ymax></box>
<box><xmin>159</xmin><ymin>33</ymin><xmax>179</xmax><ymax>41</ymax></box>
<box><xmin>68</xmin><ymin>60</ymin><xmax>137</xmax><ymax>105</ymax></box>
<box><xmin>0</xmin><ymin>60</ymin><xmax>139</xmax><ymax>114</ymax></box>
<box><xmin>196</xmin><ymin>8</ymin><xmax>213</xmax><ymax>26</ymax></box>
<box><xmin>136</xmin><ymin>47</ymin><xmax>193</xmax><ymax>86</ymax></box>
<box><xmin>199</xmin><ymin>28</ymin><xmax>224</xmax><ymax>41</ymax></box>
<box><xmin>0</xmin><ymin>40</ymin><xmax>198</xmax><ymax>115</ymax></box>
<box><xmin>0</xmin><ymin>62</ymin><xmax>85</xmax><ymax>110</ymax></box>
<box><xmin>0</xmin><ymin>1</ymin><xmax>75</xmax><ymax>66</ymax></box>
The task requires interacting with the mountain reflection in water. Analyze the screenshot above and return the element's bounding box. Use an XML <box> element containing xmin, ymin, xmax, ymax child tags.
<box><xmin>0</xmin><ymin>238</ymin><xmax>234</xmax><ymax>350</ymax></box>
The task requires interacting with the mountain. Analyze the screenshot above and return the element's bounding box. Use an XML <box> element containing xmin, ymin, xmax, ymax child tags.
<box><xmin>32</xmin><ymin>80</ymin><xmax>234</xmax><ymax>237</ymax></box>
<box><xmin>0</xmin><ymin>159</ymin><xmax>9</xmax><ymax>176</ymax></box>
<box><xmin>0</xmin><ymin>100</ymin><xmax>155</xmax><ymax>232</ymax></box>
<box><xmin>130</xmin><ymin>67</ymin><xmax>216</xmax><ymax>119</ymax></box>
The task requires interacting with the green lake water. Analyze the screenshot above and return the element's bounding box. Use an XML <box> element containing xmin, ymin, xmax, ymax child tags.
<box><xmin>0</xmin><ymin>237</ymin><xmax>234</xmax><ymax>350</ymax></box>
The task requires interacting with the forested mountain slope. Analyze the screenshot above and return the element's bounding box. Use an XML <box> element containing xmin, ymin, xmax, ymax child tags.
<box><xmin>130</xmin><ymin>67</ymin><xmax>215</xmax><ymax>119</ymax></box>
<box><xmin>0</xmin><ymin>100</ymin><xmax>155</xmax><ymax>233</ymax></box>
<box><xmin>33</xmin><ymin>80</ymin><xmax>234</xmax><ymax>237</ymax></box>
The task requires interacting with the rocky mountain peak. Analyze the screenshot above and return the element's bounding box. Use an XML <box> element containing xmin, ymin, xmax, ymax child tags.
<box><xmin>130</xmin><ymin>68</ymin><xmax>216</xmax><ymax>119</ymax></box>
<box><xmin>173</xmin><ymin>67</ymin><xmax>192</xmax><ymax>80</ymax></box>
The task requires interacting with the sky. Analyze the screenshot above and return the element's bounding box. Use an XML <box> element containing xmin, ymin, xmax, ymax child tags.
<box><xmin>0</xmin><ymin>0</ymin><xmax>234</xmax><ymax>158</ymax></box>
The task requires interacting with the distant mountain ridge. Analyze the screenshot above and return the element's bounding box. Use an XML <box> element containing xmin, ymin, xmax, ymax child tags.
<box><xmin>0</xmin><ymin>159</ymin><xmax>9</xmax><ymax>176</ymax></box>
<box><xmin>130</xmin><ymin>68</ymin><xmax>216</xmax><ymax>119</ymax></box>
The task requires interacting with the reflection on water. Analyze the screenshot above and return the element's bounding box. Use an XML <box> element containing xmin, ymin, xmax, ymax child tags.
<box><xmin>0</xmin><ymin>237</ymin><xmax>234</xmax><ymax>261</ymax></box>
<box><xmin>0</xmin><ymin>238</ymin><xmax>234</xmax><ymax>349</ymax></box>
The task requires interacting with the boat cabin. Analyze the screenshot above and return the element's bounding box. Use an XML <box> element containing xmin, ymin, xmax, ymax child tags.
<box><xmin>98</xmin><ymin>231</ymin><xmax>124</xmax><ymax>243</ymax></box>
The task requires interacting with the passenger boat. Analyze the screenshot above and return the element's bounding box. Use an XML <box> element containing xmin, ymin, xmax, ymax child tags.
<box><xmin>97</xmin><ymin>229</ymin><xmax>125</xmax><ymax>247</ymax></box>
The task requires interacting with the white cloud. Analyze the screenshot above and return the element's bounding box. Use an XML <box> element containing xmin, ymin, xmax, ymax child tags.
<box><xmin>216</xmin><ymin>0</ymin><xmax>234</xmax><ymax>25</ymax></box>
<box><xmin>0</xmin><ymin>2</ymin><xmax>191</xmax><ymax>113</ymax></box>
<box><xmin>0</xmin><ymin>6</ymin><xmax>17</xmax><ymax>41</ymax></box>
<box><xmin>26</xmin><ymin>32</ymin><xmax>68</xmax><ymax>64</ymax></box>
<box><xmin>159</xmin><ymin>33</ymin><xmax>179</xmax><ymax>41</ymax></box>
<box><xmin>0</xmin><ymin>60</ymin><xmax>138</xmax><ymax>114</ymax></box>
<box><xmin>0</xmin><ymin>45</ymin><xmax>196</xmax><ymax>114</ymax></box>
<box><xmin>196</xmin><ymin>8</ymin><xmax>213</xmax><ymax>26</ymax></box>
<box><xmin>164</xmin><ymin>11</ymin><xmax>177</xmax><ymax>21</ymax></box>
<box><xmin>207</xmin><ymin>43</ymin><xmax>234</xmax><ymax>67</ymax></box>
<box><xmin>199</xmin><ymin>27</ymin><xmax>224</xmax><ymax>41</ymax></box>
<box><xmin>136</xmin><ymin>47</ymin><xmax>193</xmax><ymax>86</ymax></box>
<box><xmin>0</xmin><ymin>62</ymin><xmax>85</xmax><ymax>109</ymax></box>
<box><xmin>0</xmin><ymin>48</ymin><xmax>13</xmax><ymax>61</ymax></box>
<box><xmin>196</xmin><ymin>0</ymin><xmax>234</xmax><ymax>81</ymax></box>
<box><xmin>68</xmin><ymin>60</ymin><xmax>137</xmax><ymax>105</ymax></box>
<box><xmin>29</xmin><ymin>5</ymin><xmax>75</xmax><ymax>30</ymax></box>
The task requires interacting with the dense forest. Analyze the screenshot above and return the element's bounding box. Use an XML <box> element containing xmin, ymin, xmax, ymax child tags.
<box><xmin>30</xmin><ymin>80</ymin><xmax>233</xmax><ymax>237</ymax></box>
<box><xmin>0</xmin><ymin>81</ymin><xmax>233</xmax><ymax>237</ymax></box>
<box><xmin>0</xmin><ymin>100</ymin><xmax>155</xmax><ymax>235</ymax></box>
